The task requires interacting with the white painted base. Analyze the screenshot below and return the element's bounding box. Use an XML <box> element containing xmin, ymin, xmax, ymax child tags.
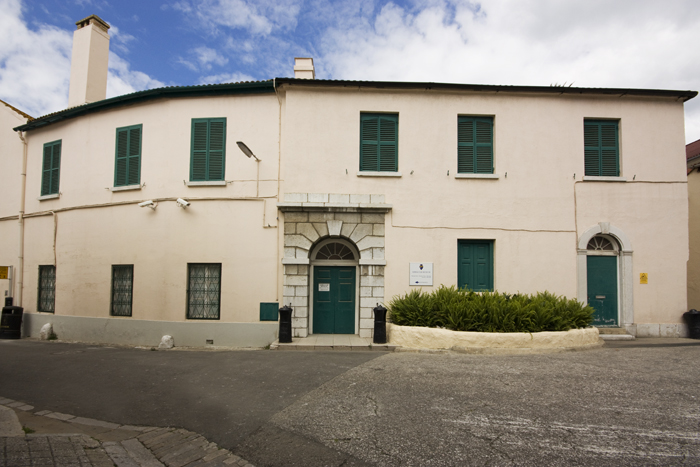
<box><xmin>22</xmin><ymin>313</ymin><xmax>279</xmax><ymax>348</ymax></box>
<box><xmin>635</xmin><ymin>323</ymin><xmax>688</xmax><ymax>338</ymax></box>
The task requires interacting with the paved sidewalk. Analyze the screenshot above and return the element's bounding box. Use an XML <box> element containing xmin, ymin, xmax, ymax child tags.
<box><xmin>0</xmin><ymin>400</ymin><xmax>254</xmax><ymax>467</ymax></box>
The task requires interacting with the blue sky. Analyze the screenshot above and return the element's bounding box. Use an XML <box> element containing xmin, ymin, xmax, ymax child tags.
<box><xmin>2</xmin><ymin>0</ymin><xmax>700</xmax><ymax>142</ymax></box>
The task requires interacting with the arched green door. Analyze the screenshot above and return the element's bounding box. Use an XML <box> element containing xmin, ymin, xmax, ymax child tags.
<box><xmin>587</xmin><ymin>255</ymin><xmax>618</xmax><ymax>326</ymax></box>
<box><xmin>313</xmin><ymin>266</ymin><xmax>356</xmax><ymax>334</ymax></box>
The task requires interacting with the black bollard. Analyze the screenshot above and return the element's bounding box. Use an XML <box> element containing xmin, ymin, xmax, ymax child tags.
<box><xmin>683</xmin><ymin>309</ymin><xmax>700</xmax><ymax>339</ymax></box>
<box><xmin>373</xmin><ymin>304</ymin><xmax>388</xmax><ymax>344</ymax></box>
<box><xmin>278</xmin><ymin>305</ymin><xmax>293</xmax><ymax>343</ymax></box>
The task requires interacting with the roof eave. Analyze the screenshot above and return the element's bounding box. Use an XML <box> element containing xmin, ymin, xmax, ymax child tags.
<box><xmin>14</xmin><ymin>81</ymin><xmax>275</xmax><ymax>132</ymax></box>
<box><xmin>273</xmin><ymin>78</ymin><xmax>698</xmax><ymax>102</ymax></box>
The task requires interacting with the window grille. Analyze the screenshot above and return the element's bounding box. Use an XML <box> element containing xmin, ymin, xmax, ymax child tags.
<box><xmin>314</xmin><ymin>242</ymin><xmax>356</xmax><ymax>260</ymax></box>
<box><xmin>587</xmin><ymin>236</ymin><xmax>615</xmax><ymax>251</ymax></box>
<box><xmin>38</xmin><ymin>265</ymin><xmax>56</xmax><ymax>313</ymax></box>
<box><xmin>111</xmin><ymin>265</ymin><xmax>134</xmax><ymax>316</ymax></box>
<box><xmin>187</xmin><ymin>263</ymin><xmax>221</xmax><ymax>319</ymax></box>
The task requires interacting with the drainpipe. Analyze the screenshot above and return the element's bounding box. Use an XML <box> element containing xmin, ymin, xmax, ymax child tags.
<box><xmin>17</xmin><ymin>131</ymin><xmax>27</xmax><ymax>307</ymax></box>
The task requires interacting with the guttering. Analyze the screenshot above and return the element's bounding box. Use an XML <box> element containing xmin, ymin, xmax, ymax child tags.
<box><xmin>17</xmin><ymin>131</ymin><xmax>27</xmax><ymax>306</ymax></box>
<box><xmin>273</xmin><ymin>78</ymin><xmax>698</xmax><ymax>102</ymax></box>
<box><xmin>14</xmin><ymin>80</ymin><xmax>276</xmax><ymax>132</ymax></box>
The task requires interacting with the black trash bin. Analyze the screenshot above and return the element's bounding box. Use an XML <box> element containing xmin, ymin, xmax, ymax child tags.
<box><xmin>1</xmin><ymin>301</ymin><xmax>23</xmax><ymax>340</ymax></box>
<box><xmin>683</xmin><ymin>309</ymin><xmax>700</xmax><ymax>339</ymax></box>
<box><xmin>373</xmin><ymin>304</ymin><xmax>388</xmax><ymax>344</ymax></box>
<box><xmin>278</xmin><ymin>305</ymin><xmax>293</xmax><ymax>343</ymax></box>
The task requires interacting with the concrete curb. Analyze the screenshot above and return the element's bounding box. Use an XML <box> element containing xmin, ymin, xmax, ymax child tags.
<box><xmin>0</xmin><ymin>397</ymin><xmax>255</xmax><ymax>467</ymax></box>
<box><xmin>387</xmin><ymin>323</ymin><xmax>604</xmax><ymax>354</ymax></box>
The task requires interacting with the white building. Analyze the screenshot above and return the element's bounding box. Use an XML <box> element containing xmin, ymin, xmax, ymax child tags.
<box><xmin>4</xmin><ymin>15</ymin><xmax>696</xmax><ymax>346</ymax></box>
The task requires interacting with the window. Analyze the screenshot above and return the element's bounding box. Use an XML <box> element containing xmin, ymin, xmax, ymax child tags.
<box><xmin>457</xmin><ymin>240</ymin><xmax>494</xmax><ymax>292</ymax></box>
<box><xmin>37</xmin><ymin>265</ymin><xmax>56</xmax><ymax>313</ymax></box>
<box><xmin>111</xmin><ymin>265</ymin><xmax>134</xmax><ymax>316</ymax></box>
<box><xmin>190</xmin><ymin>118</ymin><xmax>226</xmax><ymax>181</ymax></box>
<box><xmin>41</xmin><ymin>140</ymin><xmax>61</xmax><ymax>196</ymax></box>
<box><xmin>114</xmin><ymin>125</ymin><xmax>142</xmax><ymax>187</ymax></box>
<box><xmin>584</xmin><ymin>120</ymin><xmax>619</xmax><ymax>176</ymax></box>
<box><xmin>458</xmin><ymin>116</ymin><xmax>493</xmax><ymax>174</ymax></box>
<box><xmin>187</xmin><ymin>263</ymin><xmax>221</xmax><ymax>319</ymax></box>
<box><xmin>360</xmin><ymin>113</ymin><xmax>398</xmax><ymax>172</ymax></box>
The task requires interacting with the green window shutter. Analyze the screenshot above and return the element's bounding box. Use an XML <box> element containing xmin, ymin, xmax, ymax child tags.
<box><xmin>458</xmin><ymin>117</ymin><xmax>493</xmax><ymax>174</ymax></box>
<box><xmin>360</xmin><ymin>113</ymin><xmax>397</xmax><ymax>172</ymax></box>
<box><xmin>114</xmin><ymin>125</ymin><xmax>142</xmax><ymax>187</ymax></box>
<box><xmin>41</xmin><ymin>140</ymin><xmax>61</xmax><ymax>196</ymax></box>
<box><xmin>190</xmin><ymin>118</ymin><xmax>226</xmax><ymax>181</ymax></box>
<box><xmin>584</xmin><ymin>120</ymin><xmax>619</xmax><ymax>176</ymax></box>
<box><xmin>458</xmin><ymin>240</ymin><xmax>494</xmax><ymax>292</ymax></box>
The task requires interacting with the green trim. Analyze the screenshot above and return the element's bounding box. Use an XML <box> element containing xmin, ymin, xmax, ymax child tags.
<box><xmin>360</xmin><ymin>113</ymin><xmax>398</xmax><ymax>172</ymax></box>
<box><xmin>259</xmin><ymin>303</ymin><xmax>279</xmax><ymax>321</ymax></box>
<box><xmin>41</xmin><ymin>140</ymin><xmax>61</xmax><ymax>196</ymax></box>
<box><xmin>584</xmin><ymin>120</ymin><xmax>619</xmax><ymax>177</ymax></box>
<box><xmin>190</xmin><ymin>118</ymin><xmax>226</xmax><ymax>181</ymax></box>
<box><xmin>458</xmin><ymin>116</ymin><xmax>493</xmax><ymax>174</ymax></box>
<box><xmin>114</xmin><ymin>124</ymin><xmax>142</xmax><ymax>187</ymax></box>
<box><xmin>186</xmin><ymin>263</ymin><xmax>222</xmax><ymax>320</ymax></box>
<box><xmin>457</xmin><ymin>240</ymin><xmax>494</xmax><ymax>292</ymax></box>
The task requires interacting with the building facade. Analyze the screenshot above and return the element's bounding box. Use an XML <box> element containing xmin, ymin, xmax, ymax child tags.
<box><xmin>5</xmin><ymin>16</ymin><xmax>696</xmax><ymax>346</ymax></box>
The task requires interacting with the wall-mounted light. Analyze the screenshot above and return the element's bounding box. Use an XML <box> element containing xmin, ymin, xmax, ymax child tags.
<box><xmin>236</xmin><ymin>141</ymin><xmax>260</xmax><ymax>161</ymax></box>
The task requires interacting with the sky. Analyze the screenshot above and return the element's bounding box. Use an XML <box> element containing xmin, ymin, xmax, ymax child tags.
<box><xmin>1</xmin><ymin>0</ymin><xmax>699</xmax><ymax>143</ymax></box>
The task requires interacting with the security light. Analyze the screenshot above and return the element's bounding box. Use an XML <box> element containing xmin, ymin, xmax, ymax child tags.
<box><xmin>236</xmin><ymin>141</ymin><xmax>260</xmax><ymax>161</ymax></box>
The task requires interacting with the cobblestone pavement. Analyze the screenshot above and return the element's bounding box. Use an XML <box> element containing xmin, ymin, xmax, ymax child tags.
<box><xmin>0</xmin><ymin>400</ymin><xmax>254</xmax><ymax>467</ymax></box>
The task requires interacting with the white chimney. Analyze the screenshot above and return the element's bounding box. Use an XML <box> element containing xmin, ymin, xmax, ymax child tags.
<box><xmin>68</xmin><ymin>15</ymin><xmax>110</xmax><ymax>107</ymax></box>
<box><xmin>293</xmin><ymin>58</ymin><xmax>315</xmax><ymax>79</ymax></box>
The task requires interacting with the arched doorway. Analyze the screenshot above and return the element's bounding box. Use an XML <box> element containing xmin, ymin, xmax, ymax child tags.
<box><xmin>577</xmin><ymin>222</ymin><xmax>634</xmax><ymax>332</ymax></box>
<box><xmin>586</xmin><ymin>235</ymin><xmax>620</xmax><ymax>326</ymax></box>
<box><xmin>310</xmin><ymin>238</ymin><xmax>360</xmax><ymax>334</ymax></box>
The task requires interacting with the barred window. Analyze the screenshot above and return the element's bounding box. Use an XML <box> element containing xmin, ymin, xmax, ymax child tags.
<box><xmin>111</xmin><ymin>265</ymin><xmax>134</xmax><ymax>317</ymax></box>
<box><xmin>38</xmin><ymin>265</ymin><xmax>56</xmax><ymax>313</ymax></box>
<box><xmin>187</xmin><ymin>263</ymin><xmax>221</xmax><ymax>319</ymax></box>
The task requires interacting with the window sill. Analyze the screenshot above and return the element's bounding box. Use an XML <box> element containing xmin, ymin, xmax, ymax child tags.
<box><xmin>455</xmin><ymin>173</ymin><xmax>499</xmax><ymax>180</ymax></box>
<box><xmin>356</xmin><ymin>172</ymin><xmax>402</xmax><ymax>178</ymax></box>
<box><xmin>582</xmin><ymin>176</ymin><xmax>627</xmax><ymax>182</ymax></box>
<box><xmin>111</xmin><ymin>185</ymin><xmax>141</xmax><ymax>192</ymax></box>
<box><xmin>38</xmin><ymin>193</ymin><xmax>59</xmax><ymax>201</ymax></box>
<box><xmin>186</xmin><ymin>181</ymin><xmax>227</xmax><ymax>186</ymax></box>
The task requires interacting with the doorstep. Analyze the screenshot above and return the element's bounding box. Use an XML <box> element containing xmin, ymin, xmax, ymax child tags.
<box><xmin>270</xmin><ymin>334</ymin><xmax>397</xmax><ymax>351</ymax></box>
<box><xmin>598</xmin><ymin>327</ymin><xmax>635</xmax><ymax>341</ymax></box>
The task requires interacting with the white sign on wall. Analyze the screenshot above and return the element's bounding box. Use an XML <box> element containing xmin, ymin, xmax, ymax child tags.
<box><xmin>409</xmin><ymin>262</ymin><xmax>433</xmax><ymax>286</ymax></box>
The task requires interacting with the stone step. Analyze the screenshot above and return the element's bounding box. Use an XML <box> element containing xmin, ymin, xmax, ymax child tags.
<box><xmin>597</xmin><ymin>327</ymin><xmax>630</xmax><ymax>334</ymax></box>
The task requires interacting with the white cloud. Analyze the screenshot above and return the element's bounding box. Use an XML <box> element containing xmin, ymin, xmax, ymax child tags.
<box><xmin>319</xmin><ymin>0</ymin><xmax>700</xmax><ymax>142</ymax></box>
<box><xmin>198</xmin><ymin>71</ymin><xmax>255</xmax><ymax>84</ymax></box>
<box><xmin>0</xmin><ymin>0</ymin><xmax>73</xmax><ymax>117</ymax></box>
<box><xmin>109</xmin><ymin>25</ymin><xmax>136</xmax><ymax>55</ymax></box>
<box><xmin>0</xmin><ymin>0</ymin><xmax>165</xmax><ymax>117</ymax></box>
<box><xmin>177</xmin><ymin>46</ymin><xmax>229</xmax><ymax>72</ymax></box>
<box><xmin>107</xmin><ymin>53</ymin><xmax>165</xmax><ymax>98</ymax></box>
<box><xmin>172</xmin><ymin>0</ymin><xmax>302</xmax><ymax>36</ymax></box>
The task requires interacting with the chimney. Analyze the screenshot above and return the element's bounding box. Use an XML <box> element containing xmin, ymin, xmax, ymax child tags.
<box><xmin>68</xmin><ymin>15</ymin><xmax>110</xmax><ymax>107</ymax></box>
<box><xmin>293</xmin><ymin>58</ymin><xmax>315</xmax><ymax>79</ymax></box>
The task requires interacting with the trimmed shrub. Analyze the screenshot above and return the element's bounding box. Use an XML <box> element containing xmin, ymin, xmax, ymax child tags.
<box><xmin>388</xmin><ymin>286</ymin><xmax>593</xmax><ymax>333</ymax></box>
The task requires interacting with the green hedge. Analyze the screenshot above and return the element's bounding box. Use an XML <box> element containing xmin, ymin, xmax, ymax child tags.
<box><xmin>387</xmin><ymin>286</ymin><xmax>594</xmax><ymax>333</ymax></box>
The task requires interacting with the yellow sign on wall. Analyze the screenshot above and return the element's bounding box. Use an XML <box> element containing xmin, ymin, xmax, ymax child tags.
<box><xmin>640</xmin><ymin>273</ymin><xmax>648</xmax><ymax>284</ymax></box>
<box><xmin>0</xmin><ymin>267</ymin><xmax>7</xmax><ymax>280</ymax></box>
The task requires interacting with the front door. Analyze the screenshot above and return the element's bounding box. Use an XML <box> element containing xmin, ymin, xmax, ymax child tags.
<box><xmin>313</xmin><ymin>266</ymin><xmax>356</xmax><ymax>334</ymax></box>
<box><xmin>587</xmin><ymin>256</ymin><xmax>618</xmax><ymax>326</ymax></box>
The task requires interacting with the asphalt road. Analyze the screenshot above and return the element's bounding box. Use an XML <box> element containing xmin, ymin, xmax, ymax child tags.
<box><xmin>1</xmin><ymin>338</ymin><xmax>699</xmax><ymax>466</ymax></box>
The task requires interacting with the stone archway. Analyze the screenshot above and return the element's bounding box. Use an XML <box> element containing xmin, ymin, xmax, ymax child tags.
<box><xmin>278</xmin><ymin>193</ymin><xmax>391</xmax><ymax>338</ymax></box>
<box><xmin>577</xmin><ymin>222</ymin><xmax>634</xmax><ymax>334</ymax></box>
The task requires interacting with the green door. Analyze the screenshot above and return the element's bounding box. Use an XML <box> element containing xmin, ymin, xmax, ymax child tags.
<box><xmin>313</xmin><ymin>266</ymin><xmax>356</xmax><ymax>334</ymax></box>
<box><xmin>587</xmin><ymin>256</ymin><xmax>618</xmax><ymax>326</ymax></box>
